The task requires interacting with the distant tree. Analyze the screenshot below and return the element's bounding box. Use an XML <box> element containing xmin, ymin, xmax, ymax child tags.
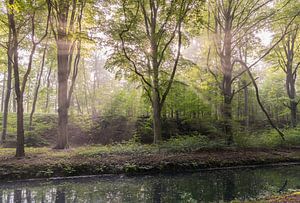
<box><xmin>273</xmin><ymin>25</ymin><xmax>300</xmax><ymax>127</ymax></box>
<box><xmin>0</xmin><ymin>10</ymin><xmax>13</xmax><ymax>144</ymax></box>
<box><xmin>203</xmin><ymin>0</ymin><xmax>297</xmax><ymax>144</ymax></box>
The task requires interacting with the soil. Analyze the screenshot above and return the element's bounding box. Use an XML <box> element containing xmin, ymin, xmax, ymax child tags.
<box><xmin>0</xmin><ymin>147</ymin><xmax>299</xmax><ymax>181</ymax></box>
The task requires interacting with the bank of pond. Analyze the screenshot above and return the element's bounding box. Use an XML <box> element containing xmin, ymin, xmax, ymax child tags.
<box><xmin>0</xmin><ymin>164</ymin><xmax>299</xmax><ymax>202</ymax></box>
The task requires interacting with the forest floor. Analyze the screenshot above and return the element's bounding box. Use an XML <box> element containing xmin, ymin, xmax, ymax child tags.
<box><xmin>264</xmin><ymin>192</ymin><xmax>300</xmax><ymax>203</ymax></box>
<box><xmin>0</xmin><ymin>146</ymin><xmax>299</xmax><ymax>181</ymax></box>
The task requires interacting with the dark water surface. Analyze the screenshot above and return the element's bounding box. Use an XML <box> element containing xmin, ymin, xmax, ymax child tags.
<box><xmin>0</xmin><ymin>164</ymin><xmax>299</xmax><ymax>202</ymax></box>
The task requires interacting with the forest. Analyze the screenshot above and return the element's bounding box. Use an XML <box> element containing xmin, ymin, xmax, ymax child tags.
<box><xmin>0</xmin><ymin>0</ymin><xmax>299</xmax><ymax>202</ymax></box>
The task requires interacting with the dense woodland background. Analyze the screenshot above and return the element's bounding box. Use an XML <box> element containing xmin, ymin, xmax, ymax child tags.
<box><xmin>0</xmin><ymin>0</ymin><xmax>299</xmax><ymax>157</ymax></box>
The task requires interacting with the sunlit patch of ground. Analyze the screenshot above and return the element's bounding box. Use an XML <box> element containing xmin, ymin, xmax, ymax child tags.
<box><xmin>265</xmin><ymin>192</ymin><xmax>300</xmax><ymax>203</ymax></box>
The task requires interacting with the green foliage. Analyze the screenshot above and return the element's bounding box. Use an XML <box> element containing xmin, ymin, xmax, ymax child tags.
<box><xmin>235</xmin><ymin>128</ymin><xmax>300</xmax><ymax>148</ymax></box>
<box><xmin>77</xmin><ymin>134</ymin><xmax>228</xmax><ymax>157</ymax></box>
<box><xmin>158</xmin><ymin>135</ymin><xmax>210</xmax><ymax>152</ymax></box>
<box><xmin>25</xmin><ymin>132</ymin><xmax>49</xmax><ymax>147</ymax></box>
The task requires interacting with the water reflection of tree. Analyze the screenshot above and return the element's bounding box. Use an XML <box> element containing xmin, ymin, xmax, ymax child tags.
<box><xmin>55</xmin><ymin>187</ymin><xmax>65</xmax><ymax>203</ymax></box>
<box><xmin>0</xmin><ymin>166</ymin><xmax>299</xmax><ymax>202</ymax></box>
<box><xmin>14</xmin><ymin>189</ymin><xmax>22</xmax><ymax>203</ymax></box>
<box><xmin>223</xmin><ymin>171</ymin><xmax>235</xmax><ymax>202</ymax></box>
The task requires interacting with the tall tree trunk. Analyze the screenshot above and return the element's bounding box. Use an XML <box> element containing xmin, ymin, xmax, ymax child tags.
<box><xmin>222</xmin><ymin>26</ymin><xmax>233</xmax><ymax>145</ymax></box>
<box><xmin>152</xmin><ymin>41</ymin><xmax>162</xmax><ymax>143</ymax></box>
<box><xmin>152</xmin><ymin>89</ymin><xmax>162</xmax><ymax>143</ymax></box>
<box><xmin>8</xmin><ymin>0</ymin><xmax>25</xmax><ymax>157</ymax></box>
<box><xmin>15</xmin><ymin>96</ymin><xmax>25</xmax><ymax>157</ymax></box>
<box><xmin>51</xmin><ymin>0</ymin><xmax>84</xmax><ymax>148</ymax></box>
<box><xmin>1</xmin><ymin>32</ymin><xmax>13</xmax><ymax>143</ymax></box>
<box><xmin>287</xmin><ymin>72</ymin><xmax>297</xmax><ymax>127</ymax></box>
<box><xmin>56</xmin><ymin>43</ymin><xmax>69</xmax><ymax>149</ymax></box>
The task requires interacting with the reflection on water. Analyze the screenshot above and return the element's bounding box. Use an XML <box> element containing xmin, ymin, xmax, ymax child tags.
<box><xmin>0</xmin><ymin>165</ymin><xmax>299</xmax><ymax>202</ymax></box>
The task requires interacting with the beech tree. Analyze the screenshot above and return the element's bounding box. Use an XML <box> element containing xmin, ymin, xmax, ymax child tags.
<box><xmin>273</xmin><ymin>25</ymin><xmax>300</xmax><ymax>127</ymax></box>
<box><xmin>48</xmin><ymin>0</ymin><xmax>86</xmax><ymax>149</ymax></box>
<box><xmin>0</xmin><ymin>14</ymin><xmax>12</xmax><ymax>144</ymax></box>
<box><xmin>6</xmin><ymin>0</ymin><xmax>50</xmax><ymax>157</ymax></box>
<box><xmin>105</xmin><ymin>0</ymin><xmax>197</xmax><ymax>143</ymax></box>
<box><xmin>204</xmin><ymin>0</ymin><xmax>293</xmax><ymax>144</ymax></box>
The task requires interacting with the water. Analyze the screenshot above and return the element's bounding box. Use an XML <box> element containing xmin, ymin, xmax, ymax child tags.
<box><xmin>0</xmin><ymin>165</ymin><xmax>299</xmax><ymax>203</ymax></box>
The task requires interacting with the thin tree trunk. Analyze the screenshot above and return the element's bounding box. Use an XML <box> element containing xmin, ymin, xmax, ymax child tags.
<box><xmin>29</xmin><ymin>45</ymin><xmax>47</xmax><ymax>129</ymax></box>
<box><xmin>82</xmin><ymin>61</ymin><xmax>89</xmax><ymax>114</ymax></box>
<box><xmin>243</xmin><ymin>81</ymin><xmax>249</xmax><ymax>129</ymax></box>
<box><xmin>75</xmin><ymin>93</ymin><xmax>82</xmax><ymax>114</ymax></box>
<box><xmin>1</xmin><ymin>73</ymin><xmax>6</xmax><ymax>112</ymax></box>
<box><xmin>12</xmin><ymin>90</ymin><xmax>16</xmax><ymax>113</ymax></box>
<box><xmin>45</xmin><ymin>62</ymin><xmax>52</xmax><ymax>112</ymax></box>
<box><xmin>237</xmin><ymin>59</ymin><xmax>285</xmax><ymax>140</ymax></box>
<box><xmin>26</xmin><ymin>77</ymin><xmax>31</xmax><ymax>113</ymax></box>
<box><xmin>1</xmin><ymin>31</ymin><xmax>13</xmax><ymax>143</ymax></box>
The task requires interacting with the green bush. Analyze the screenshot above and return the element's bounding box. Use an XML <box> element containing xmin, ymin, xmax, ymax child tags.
<box><xmin>25</xmin><ymin>132</ymin><xmax>49</xmax><ymax>147</ymax></box>
<box><xmin>235</xmin><ymin>128</ymin><xmax>300</xmax><ymax>148</ymax></box>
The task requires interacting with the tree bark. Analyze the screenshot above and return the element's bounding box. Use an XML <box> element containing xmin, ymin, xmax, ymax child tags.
<box><xmin>12</xmin><ymin>90</ymin><xmax>16</xmax><ymax>113</ymax></box>
<box><xmin>8</xmin><ymin>0</ymin><xmax>25</xmax><ymax>157</ymax></box>
<box><xmin>243</xmin><ymin>81</ymin><xmax>249</xmax><ymax>129</ymax></box>
<box><xmin>152</xmin><ymin>89</ymin><xmax>162</xmax><ymax>143</ymax></box>
<box><xmin>45</xmin><ymin>61</ymin><xmax>52</xmax><ymax>112</ymax></box>
<box><xmin>286</xmin><ymin>59</ymin><xmax>298</xmax><ymax>127</ymax></box>
<box><xmin>29</xmin><ymin>45</ymin><xmax>47</xmax><ymax>128</ymax></box>
<box><xmin>1</xmin><ymin>73</ymin><xmax>6</xmax><ymax>113</ymax></box>
<box><xmin>50</xmin><ymin>0</ymin><xmax>85</xmax><ymax>148</ymax></box>
<box><xmin>222</xmin><ymin>20</ymin><xmax>233</xmax><ymax>145</ymax></box>
<box><xmin>1</xmin><ymin>30</ymin><xmax>13</xmax><ymax>143</ymax></box>
<box><xmin>56</xmin><ymin>41</ymin><xmax>69</xmax><ymax>149</ymax></box>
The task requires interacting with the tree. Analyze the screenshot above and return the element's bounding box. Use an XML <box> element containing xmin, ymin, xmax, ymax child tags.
<box><xmin>48</xmin><ymin>0</ymin><xmax>86</xmax><ymax>149</ymax></box>
<box><xmin>29</xmin><ymin>42</ymin><xmax>48</xmax><ymax>129</ymax></box>
<box><xmin>274</xmin><ymin>25</ymin><xmax>300</xmax><ymax>127</ymax></box>
<box><xmin>105</xmin><ymin>0</ymin><xmax>197</xmax><ymax>143</ymax></box>
<box><xmin>7</xmin><ymin>0</ymin><xmax>50</xmax><ymax>157</ymax></box>
<box><xmin>204</xmin><ymin>0</ymin><xmax>293</xmax><ymax>144</ymax></box>
<box><xmin>0</xmin><ymin>17</ymin><xmax>13</xmax><ymax>144</ymax></box>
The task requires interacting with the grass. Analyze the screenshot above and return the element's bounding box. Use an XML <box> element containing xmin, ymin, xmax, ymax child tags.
<box><xmin>235</xmin><ymin>128</ymin><xmax>300</xmax><ymax>148</ymax></box>
<box><xmin>0</xmin><ymin>135</ymin><xmax>218</xmax><ymax>158</ymax></box>
<box><xmin>0</xmin><ymin>127</ymin><xmax>299</xmax><ymax>158</ymax></box>
<box><xmin>0</xmin><ymin>136</ymin><xmax>299</xmax><ymax>181</ymax></box>
<box><xmin>0</xmin><ymin>129</ymin><xmax>298</xmax><ymax>159</ymax></box>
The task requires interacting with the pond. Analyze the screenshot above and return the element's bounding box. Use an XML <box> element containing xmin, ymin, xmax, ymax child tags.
<box><xmin>0</xmin><ymin>164</ymin><xmax>299</xmax><ymax>202</ymax></box>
